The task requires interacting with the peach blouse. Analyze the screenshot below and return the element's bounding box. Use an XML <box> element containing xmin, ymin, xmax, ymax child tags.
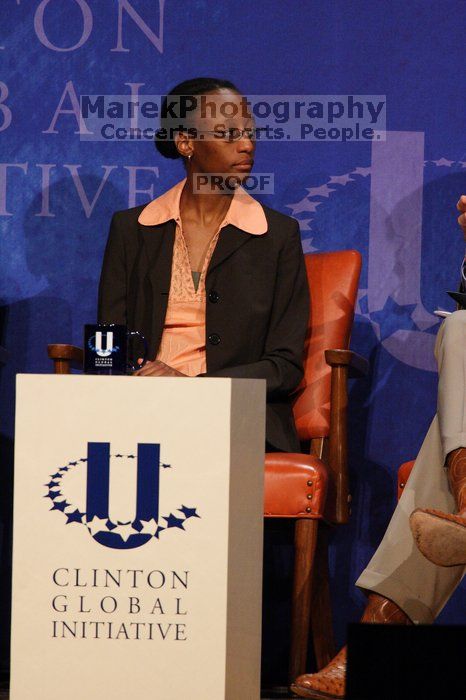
<box><xmin>137</xmin><ymin>178</ymin><xmax>267</xmax><ymax>376</ymax></box>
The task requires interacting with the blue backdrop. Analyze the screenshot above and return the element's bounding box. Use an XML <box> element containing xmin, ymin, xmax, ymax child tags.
<box><xmin>1</xmin><ymin>0</ymin><xmax>465</xmax><ymax>680</ymax></box>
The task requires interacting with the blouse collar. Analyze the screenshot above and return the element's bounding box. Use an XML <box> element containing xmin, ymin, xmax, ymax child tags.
<box><xmin>137</xmin><ymin>177</ymin><xmax>268</xmax><ymax>235</ymax></box>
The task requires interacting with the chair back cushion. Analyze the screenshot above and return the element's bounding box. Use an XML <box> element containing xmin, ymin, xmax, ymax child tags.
<box><xmin>293</xmin><ymin>250</ymin><xmax>361</xmax><ymax>440</ymax></box>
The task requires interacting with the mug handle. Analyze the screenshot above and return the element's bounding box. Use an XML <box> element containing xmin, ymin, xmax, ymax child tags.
<box><xmin>127</xmin><ymin>330</ymin><xmax>148</xmax><ymax>372</ymax></box>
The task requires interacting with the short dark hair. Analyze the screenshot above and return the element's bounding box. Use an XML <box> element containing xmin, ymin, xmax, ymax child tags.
<box><xmin>154</xmin><ymin>77</ymin><xmax>240</xmax><ymax>160</ymax></box>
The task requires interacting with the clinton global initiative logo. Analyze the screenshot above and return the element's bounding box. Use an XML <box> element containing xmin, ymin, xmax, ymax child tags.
<box><xmin>45</xmin><ymin>442</ymin><xmax>200</xmax><ymax>550</ymax></box>
<box><xmin>87</xmin><ymin>330</ymin><xmax>119</xmax><ymax>357</ymax></box>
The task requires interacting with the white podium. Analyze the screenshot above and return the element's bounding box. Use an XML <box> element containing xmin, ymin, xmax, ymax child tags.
<box><xmin>11</xmin><ymin>375</ymin><xmax>266</xmax><ymax>700</ymax></box>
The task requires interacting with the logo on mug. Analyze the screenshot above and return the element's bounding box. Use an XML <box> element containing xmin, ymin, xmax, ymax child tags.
<box><xmin>92</xmin><ymin>331</ymin><xmax>119</xmax><ymax>358</ymax></box>
<box><xmin>45</xmin><ymin>442</ymin><xmax>200</xmax><ymax>550</ymax></box>
<box><xmin>84</xmin><ymin>324</ymin><xmax>148</xmax><ymax>374</ymax></box>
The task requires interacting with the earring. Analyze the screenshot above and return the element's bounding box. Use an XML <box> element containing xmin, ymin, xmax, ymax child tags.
<box><xmin>187</xmin><ymin>154</ymin><xmax>192</xmax><ymax>162</ymax></box>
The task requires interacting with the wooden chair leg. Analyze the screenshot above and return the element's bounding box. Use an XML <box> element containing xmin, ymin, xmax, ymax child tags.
<box><xmin>289</xmin><ymin>518</ymin><xmax>319</xmax><ymax>683</ymax></box>
<box><xmin>310</xmin><ymin>524</ymin><xmax>335</xmax><ymax>669</ymax></box>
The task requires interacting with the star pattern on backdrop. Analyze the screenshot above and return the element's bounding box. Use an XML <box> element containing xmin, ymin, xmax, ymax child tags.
<box><xmin>287</xmin><ymin>165</ymin><xmax>373</xmax><ymax>253</ymax></box>
<box><xmin>431</xmin><ymin>158</ymin><xmax>455</xmax><ymax>167</ymax></box>
<box><xmin>369</xmin><ymin>297</ymin><xmax>418</xmax><ymax>341</ymax></box>
<box><xmin>287</xmin><ymin>157</ymin><xmax>466</xmax><ymax>253</ymax></box>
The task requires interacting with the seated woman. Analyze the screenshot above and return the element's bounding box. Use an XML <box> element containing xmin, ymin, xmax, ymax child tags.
<box><xmin>292</xmin><ymin>195</ymin><xmax>466</xmax><ymax>699</ymax></box>
<box><xmin>98</xmin><ymin>76</ymin><xmax>309</xmax><ymax>454</ymax></box>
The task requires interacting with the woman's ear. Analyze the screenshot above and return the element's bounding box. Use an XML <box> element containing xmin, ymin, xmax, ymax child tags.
<box><xmin>175</xmin><ymin>132</ymin><xmax>193</xmax><ymax>160</ymax></box>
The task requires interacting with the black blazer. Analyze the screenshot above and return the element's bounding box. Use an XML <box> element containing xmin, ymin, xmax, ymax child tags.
<box><xmin>98</xmin><ymin>203</ymin><xmax>310</xmax><ymax>452</ymax></box>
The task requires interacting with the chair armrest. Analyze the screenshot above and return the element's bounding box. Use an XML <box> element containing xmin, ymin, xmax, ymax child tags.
<box><xmin>325</xmin><ymin>349</ymin><xmax>369</xmax><ymax>377</ymax></box>
<box><xmin>323</xmin><ymin>349</ymin><xmax>368</xmax><ymax>524</ymax></box>
<box><xmin>47</xmin><ymin>344</ymin><xmax>84</xmax><ymax>374</ymax></box>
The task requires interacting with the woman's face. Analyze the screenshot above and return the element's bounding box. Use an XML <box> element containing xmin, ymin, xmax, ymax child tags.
<box><xmin>177</xmin><ymin>89</ymin><xmax>256</xmax><ymax>179</ymax></box>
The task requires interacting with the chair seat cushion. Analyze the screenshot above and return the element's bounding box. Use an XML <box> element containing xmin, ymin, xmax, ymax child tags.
<box><xmin>264</xmin><ymin>453</ymin><xmax>328</xmax><ymax>519</ymax></box>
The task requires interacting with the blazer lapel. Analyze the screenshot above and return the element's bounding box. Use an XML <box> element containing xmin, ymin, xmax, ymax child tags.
<box><xmin>207</xmin><ymin>224</ymin><xmax>252</xmax><ymax>275</ymax></box>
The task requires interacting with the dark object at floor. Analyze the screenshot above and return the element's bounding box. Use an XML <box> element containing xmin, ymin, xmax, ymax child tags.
<box><xmin>346</xmin><ymin>622</ymin><xmax>466</xmax><ymax>700</ymax></box>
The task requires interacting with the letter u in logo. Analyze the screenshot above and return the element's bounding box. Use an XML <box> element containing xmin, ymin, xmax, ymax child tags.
<box><xmin>86</xmin><ymin>442</ymin><xmax>160</xmax><ymax>550</ymax></box>
<box><xmin>95</xmin><ymin>331</ymin><xmax>114</xmax><ymax>357</ymax></box>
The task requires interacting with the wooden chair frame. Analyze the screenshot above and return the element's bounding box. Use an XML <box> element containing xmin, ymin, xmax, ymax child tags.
<box><xmin>287</xmin><ymin>350</ymin><xmax>367</xmax><ymax>681</ymax></box>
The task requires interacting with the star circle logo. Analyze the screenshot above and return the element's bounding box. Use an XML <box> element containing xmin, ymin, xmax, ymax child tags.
<box><xmin>45</xmin><ymin>444</ymin><xmax>200</xmax><ymax>550</ymax></box>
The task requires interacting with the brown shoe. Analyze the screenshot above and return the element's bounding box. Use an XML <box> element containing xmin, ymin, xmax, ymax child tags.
<box><xmin>410</xmin><ymin>447</ymin><xmax>466</xmax><ymax>567</ymax></box>
<box><xmin>290</xmin><ymin>594</ymin><xmax>411</xmax><ymax>699</ymax></box>
<box><xmin>291</xmin><ymin>647</ymin><xmax>347</xmax><ymax>699</ymax></box>
<box><xmin>410</xmin><ymin>508</ymin><xmax>466</xmax><ymax>566</ymax></box>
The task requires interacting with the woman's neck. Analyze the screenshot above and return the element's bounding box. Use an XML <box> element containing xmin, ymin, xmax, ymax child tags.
<box><xmin>180</xmin><ymin>177</ymin><xmax>233</xmax><ymax>227</ymax></box>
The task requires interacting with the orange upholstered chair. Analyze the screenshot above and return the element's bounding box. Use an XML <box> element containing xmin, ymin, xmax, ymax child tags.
<box><xmin>48</xmin><ymin>249</ymin><xmax>367</xmax><ymax>682</ymax></box>
<box><xmin>397</xmin><ymin>460</ymin><xmax>416</xmax><ymax>500</ymax></box>
<box><xmin>264</xmin><ymin>250</ymin><xmax>367</xmax><ymax>681</ymax></box>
